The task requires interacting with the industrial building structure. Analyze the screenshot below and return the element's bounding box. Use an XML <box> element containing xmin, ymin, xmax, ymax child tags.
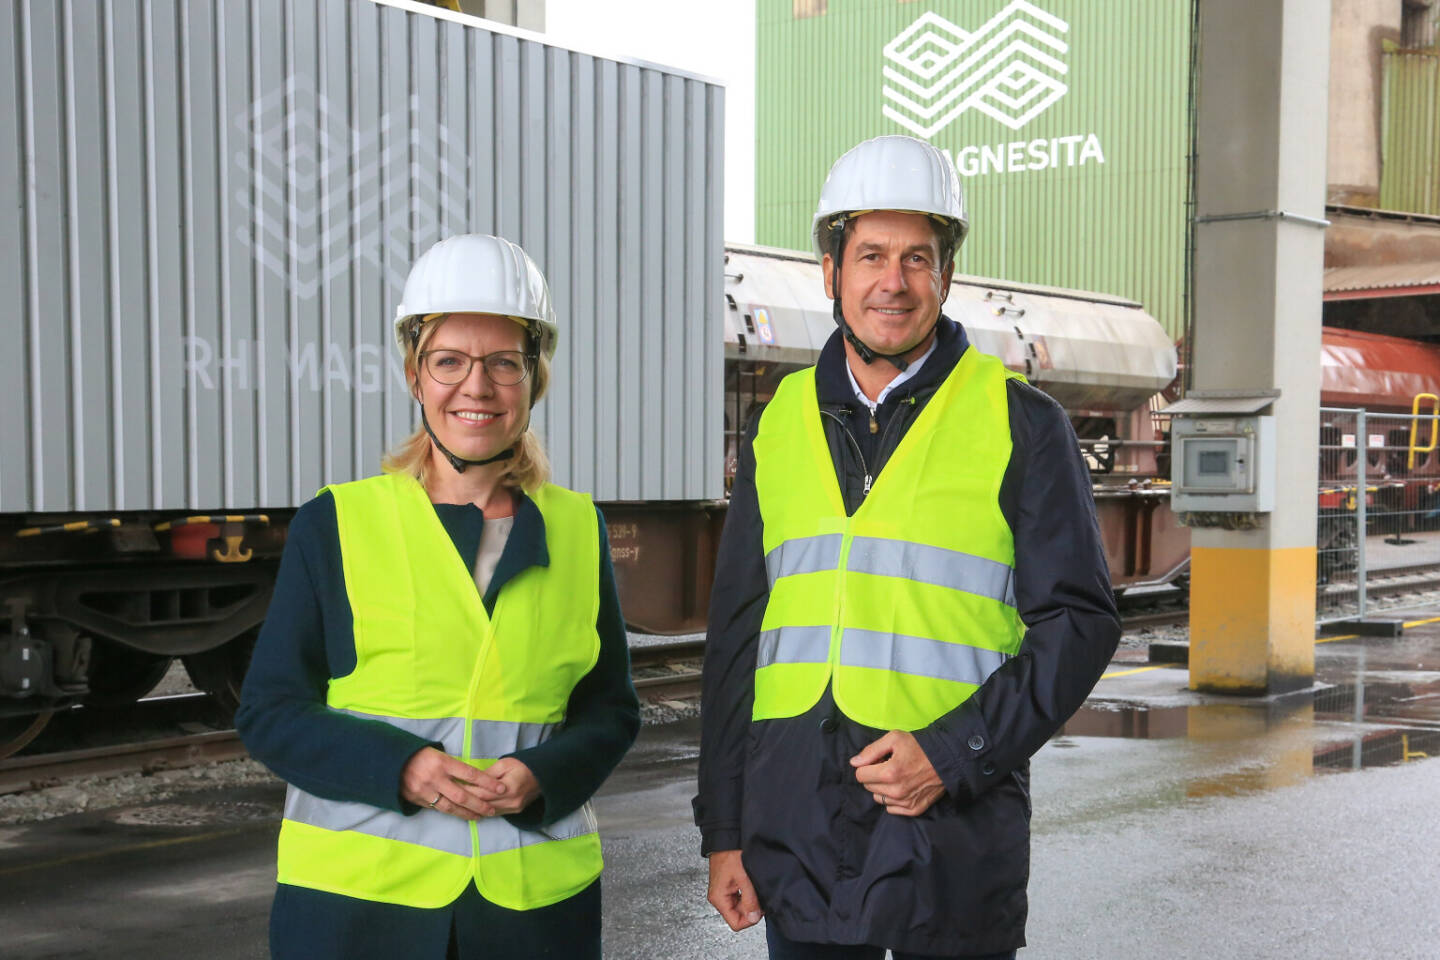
<box><xmin>756</xmin><ymin>0</ymin><xmax>1440</xmax><ymax>346</ymax></box>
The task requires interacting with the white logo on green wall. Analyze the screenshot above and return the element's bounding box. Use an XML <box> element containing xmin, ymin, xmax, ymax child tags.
<box><xmin>883</xmin><ymin>1</ymin><xmax>1070</xmax><ymax>138</ymax></box>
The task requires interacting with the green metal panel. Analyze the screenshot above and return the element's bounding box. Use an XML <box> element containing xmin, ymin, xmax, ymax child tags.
<box><xmin>1380</xmin><ymin>45</ymin><xmax>1440</xmax><ymax>216</ymax></box>
<box><xmin>756</xmin><ymin>0</ymin><xmax>1192</xmax><ymax>339</ymax></box>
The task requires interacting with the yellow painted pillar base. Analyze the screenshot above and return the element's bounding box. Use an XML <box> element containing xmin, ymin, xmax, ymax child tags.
<box><xmin>1189</xmin><ymin>546</ymin><xmax>1316</xmax><ymax>694</ymax></box>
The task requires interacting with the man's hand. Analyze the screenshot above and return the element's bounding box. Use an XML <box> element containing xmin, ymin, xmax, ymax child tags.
<box><xmin>401</xmin><ymin>746</ymin><xmax>511</xmax><ymax>820</ymax></box>
<box><xmin>851</xmin><ymin>730</ymin><xmax>946</xmax><ymax>817</ymax></box>
<box><xmin>707</xmin><ymin>849</ymin><xmax>764</xmax><ymax>931</ymax></box>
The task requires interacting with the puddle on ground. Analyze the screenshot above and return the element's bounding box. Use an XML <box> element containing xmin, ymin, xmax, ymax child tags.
<box><xmin>1058</xmin><ymin>664</ymin><xmax>1440</xmax><ymax>783</ymax></box>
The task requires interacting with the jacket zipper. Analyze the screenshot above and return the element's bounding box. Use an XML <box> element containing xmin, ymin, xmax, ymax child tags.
<box><xmin>870</xmin><ymin>396</ymin><xmax>918</xmax><ymax>480</ymax></box>
<box><xmin>820</xmin><ymin>408</ymin><xmax>872</xmax><ymax>497</ymax></box>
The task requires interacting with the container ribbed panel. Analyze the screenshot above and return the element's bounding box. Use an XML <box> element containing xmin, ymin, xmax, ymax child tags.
<box><xmin>1</xmin><ymin>0</ymin><xmax>725</xmax><ymax>512</ymax></box>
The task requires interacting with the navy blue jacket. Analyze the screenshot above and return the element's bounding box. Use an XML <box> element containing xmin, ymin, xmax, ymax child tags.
<box><xmin>237</xmin><ymin>485</ymin><xmax>639</xmax><ymax>957</ymax></box>
<box><xmin>694</xmin><ymin>319</ymin><xmax>1120</xmax><ymax>955</ymax></box>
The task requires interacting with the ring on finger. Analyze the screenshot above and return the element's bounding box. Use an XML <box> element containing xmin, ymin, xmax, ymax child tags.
<box><xmin>429</xmin><ymin>792</ymin><xmax>442</xmax><ymax>808</ymax></box>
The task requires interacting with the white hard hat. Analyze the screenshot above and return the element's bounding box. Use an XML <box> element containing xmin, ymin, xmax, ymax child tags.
<box><xmin>811</xmin><ymin>135</ymin><xmax>968</xmax><ymax>263</ymax></box>
<box><xmin>394</xmin><ymin>234</ymin><xmax>559</xmax><ymax>358</ymax></box>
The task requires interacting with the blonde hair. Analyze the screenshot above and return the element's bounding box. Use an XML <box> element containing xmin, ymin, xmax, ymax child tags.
<box><xmin>382</xmin><ymin>316</ymin><xmax>552</xmax><ymax>493</ymax></box>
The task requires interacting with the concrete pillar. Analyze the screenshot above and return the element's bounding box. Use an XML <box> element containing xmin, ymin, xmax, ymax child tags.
<box><xmin>1188</xmin><ymin>0</ymin><xmax>1330</xmax><ymax>694</ymax></box>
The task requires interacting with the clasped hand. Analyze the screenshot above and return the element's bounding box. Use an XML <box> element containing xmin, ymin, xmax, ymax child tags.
<box><xmin>401</xmin><ymin>746</ymin><xmax>539</xmax><ymax>820</ymax></box>
<box><xmin>851</xmin><ymin>729</ymin><xmax>946</xmax><ymax>817</ymax></box>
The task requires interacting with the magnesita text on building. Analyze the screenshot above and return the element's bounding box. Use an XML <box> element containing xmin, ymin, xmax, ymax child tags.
<box><xmin>757</xmin><ymin>0</ymin><xmax>1192</xmax><ymax>339</ymax></box>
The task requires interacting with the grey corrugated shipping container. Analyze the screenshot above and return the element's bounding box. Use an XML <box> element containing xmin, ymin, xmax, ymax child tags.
<box><xmin>1</xmin><ymin>0</ymin><xmax>724</xmax><ymax>514</ymax></box>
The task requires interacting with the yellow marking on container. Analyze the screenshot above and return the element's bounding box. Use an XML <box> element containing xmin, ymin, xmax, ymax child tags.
<box><xmin>17</xmin><ymin>518</ymin><xmax>121</xmax><ymax>537</ymax></box>
<box><xmin>156</xmin><ymin>514</ymin><xmax>267</xmax><ymax>532</ymax></box>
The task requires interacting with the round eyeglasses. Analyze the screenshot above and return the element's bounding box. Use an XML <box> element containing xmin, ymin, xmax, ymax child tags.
<box><xmin>420</xmin><ymin>349</ymin><xmax>534</xmax><ymax>386</ymax></box>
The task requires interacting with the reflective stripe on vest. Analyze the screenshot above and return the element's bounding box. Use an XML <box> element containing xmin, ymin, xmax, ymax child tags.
<box><xmin>751</xmin><ymin>348</ymin><xmax>1026</xmax><ymax>731</ymax></box>
<box><xmin>285</xmin><ymin>785</ymin><xmax>597</xmax><ymax>858</ymax></box>
<box><xmin>766</xmin><ymin>535</ymin><xmax>1017</xmax><ymax>609</ymax></box>
<box><xmin>757</xmin><ymin>626</ymin><xmax>1008</xmax><ymax>687</ymax></box>
<box><xmin>275</xmin><ymin>473</ymin><xmax>603</xmax><ymax>911</ymax></box>
<box><xmin>282</xmin><ymin>711</ymin><xmax>598</xmax><ymax>859</ymax></box>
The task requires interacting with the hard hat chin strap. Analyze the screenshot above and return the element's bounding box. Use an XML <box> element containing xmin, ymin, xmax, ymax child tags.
<box><xmin>830</xmin><ymin>255</ymin><xmax>913</xmax><ymax>374</ymax></box>
<box><xmin>420</xmin><ymin>406</ymin><xmax>517</xmax><ymax>473</ymax></box>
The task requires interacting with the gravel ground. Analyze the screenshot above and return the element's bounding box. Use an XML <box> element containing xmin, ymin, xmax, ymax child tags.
<box><xmin>26</xmin><ymin>604</ymin><xmax>1431</xmax><ymax>828</ymax></box>
<box><xmin>0</xmin><ymin>704</ymin><xmax>702</xmax><ymax>828</ymax></box>
<box><xmin>627</xmin><ymin>630</ymin><xmax>705</xmax><ymax>649</ymax></box>
<box><xmin>149</xmin><ymin>659</ymin><xmax>200</xmax><ymax>697</ymax></box>
<box><xmin>0</xmin><ymin>758</ymin><xmax>280</xmax><ymax>826</ymax></box>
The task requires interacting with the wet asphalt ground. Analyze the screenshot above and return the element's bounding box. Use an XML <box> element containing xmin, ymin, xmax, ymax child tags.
<box><xmin>3</xmin><ymin>614</ymin><xmax>1440</xmax><ymax>959</ymax></box>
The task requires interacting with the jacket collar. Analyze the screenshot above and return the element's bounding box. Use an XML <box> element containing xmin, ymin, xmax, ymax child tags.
<box><xmin>815</xmin><ymin>316</ymin><xmax>970</xmax><ymax>408</ymax></box>
<box><xmin>431</xmin><ymin>489</ymin><xmax>550</xmax><ymax>608</ymax></box>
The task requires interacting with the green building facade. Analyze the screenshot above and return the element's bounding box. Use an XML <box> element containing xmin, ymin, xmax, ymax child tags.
<box><xmin>1380</xmin><ymin>43</ymin><xmax>1440</xmax><ymax>216</ymax></box>
<box><xmin>756</xmin><ymin>0</ymin><xmax>1193</xmax><ymax>339</ymax></box>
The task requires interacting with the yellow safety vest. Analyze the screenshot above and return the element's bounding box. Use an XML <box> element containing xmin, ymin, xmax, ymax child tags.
<box><xmin>752</xmin><ymin>348</ymin><xmax>1026</xmax><ymax>731</ymax></box>
<box><xmin>276</xmin><ymin>472</ymin><xmax>603</xmax><ymax>910</ymax></box>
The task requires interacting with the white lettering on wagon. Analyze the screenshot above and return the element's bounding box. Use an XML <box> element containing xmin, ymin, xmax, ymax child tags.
<box><xmin>183</xmin><ymin>337</ymin><xmax>405</xmax><ymax>394</ymax></box>
<box><xmin>234</xmin><ymin>78</ymin><xmax>467</xmax><ymax>301</ymax></box>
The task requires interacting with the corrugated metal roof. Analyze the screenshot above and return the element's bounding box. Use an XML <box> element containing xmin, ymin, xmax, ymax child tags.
<box><xmin>1323</xmin><ymin>261</ymin><xmax>1440</xmax><ymax>297</ymax></box>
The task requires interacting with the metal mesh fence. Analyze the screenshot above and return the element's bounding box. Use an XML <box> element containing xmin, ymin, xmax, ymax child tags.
<box><xmin>1318</xmin><ymin>405</ymin><xmax>1440</xmax><ymax>624</ymax></box>
<box><xmin>1317</xmin><ymin>408</ymin><xmax>1361</xmax><ymax>621</ymax></box>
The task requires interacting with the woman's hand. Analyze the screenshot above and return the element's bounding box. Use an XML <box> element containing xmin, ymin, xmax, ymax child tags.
<box><xmin>401</xmin><ymin>746</ymin><xmax>512</xmax><ymax>820</ymax></box>
<box><xmin>483</xmin><ymin>757</ymin><xmax>541</xmax><ymax>815</ymax></box>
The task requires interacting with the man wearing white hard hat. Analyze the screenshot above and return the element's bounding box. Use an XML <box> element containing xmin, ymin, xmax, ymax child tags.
<box><xmin>238</xmin><ymin>235</ymin><xmax>639</xmax><ymax>959</ymax></box>
<box><xmin>696</xmin><ymin>136</ymin><xmax>1119</xmax><ymax>957</ymax></box>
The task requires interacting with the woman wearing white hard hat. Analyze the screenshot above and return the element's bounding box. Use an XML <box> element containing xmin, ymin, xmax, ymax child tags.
<box><xmin>238</xmin><ymin>234</ymin><xmax>639</xmax><ymax>959</ymax></box>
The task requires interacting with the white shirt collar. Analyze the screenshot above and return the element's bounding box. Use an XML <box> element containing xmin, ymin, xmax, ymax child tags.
<box><xmin>845</xmin><ymin>334</ymin><xmax>939</xmax><ymax>411</ymax></box>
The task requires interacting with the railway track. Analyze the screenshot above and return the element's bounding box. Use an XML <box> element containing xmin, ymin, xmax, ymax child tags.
<box><xmin>1119</xmin><ymin>609</ymin><xmax>1189</xmax><ymax>630</ymax></box>
<box><xmin>0</xmin><ymin>643</ymin><xmax>709</xmax><ymax>797</ymax></box>
<box><xmin>7</xmin><ymin>577</ymin><xmax>1437</xmax><ymax>796</ymax></box>
<box><xmin>0</xmin><ymin>729</ymin><xmax>247</xmax><ymax>796</ymax></box>
<box><xmin>0</xmin><ymin>693</ymin><xmax>243</xmax><ymax>796</ymax></box>
<box><xmin>631</xmin><ymin>639</ymin><xmax>705</xmax><ymax>702</ymax></box>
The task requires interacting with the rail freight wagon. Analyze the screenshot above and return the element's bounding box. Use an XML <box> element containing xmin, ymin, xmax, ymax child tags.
<box><xmin>0</xmin><ymin>0</ymin><xmax>724</xmax><ymax>747</ymax></box>
<box><xmin>721</xmin><ymin>246</ymin><xmax>1440</xmax><ymax>595</ymax></box>
<box><xmin>1317</xmin><ymin>328</ymin><xmax>1440</xmax><ymax>552</ymax></box>
<box><xmin>721</xmin><ymin>244</ymin><xmax>1187</xmax><ymax>592</ymax></box>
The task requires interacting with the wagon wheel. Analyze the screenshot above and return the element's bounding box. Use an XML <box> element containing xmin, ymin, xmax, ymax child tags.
<box><xmin>182</xmin><ymin>629</ymin><xmax>259</xmax><ymax>722</ymax></box>
<box><xmin>0</xmin><ymin>709</ymin><xmax>54</xmax><ymax>759</ymax></box>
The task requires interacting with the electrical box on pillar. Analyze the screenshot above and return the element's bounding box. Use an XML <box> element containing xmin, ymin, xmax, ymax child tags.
<box><xmin>1168</xmin><ymin>391</ymin><xmax>1279</xmax><ymax>528</ymax></box>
